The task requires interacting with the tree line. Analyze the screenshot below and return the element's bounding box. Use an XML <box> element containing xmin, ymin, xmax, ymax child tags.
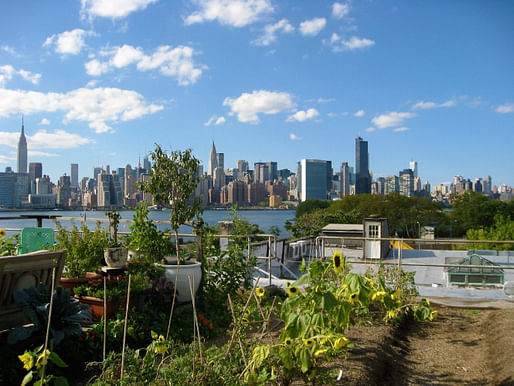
<box><xmin>285</xmin><ymin>192</ymin><xmax>514</xmax><ymax>248</ymax></box>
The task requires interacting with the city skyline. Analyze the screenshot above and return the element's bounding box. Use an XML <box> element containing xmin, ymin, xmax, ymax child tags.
<box><xmin>0</xmin><ymin>1</ymin><xmax>512</xmax><ymax>186</ymax></box>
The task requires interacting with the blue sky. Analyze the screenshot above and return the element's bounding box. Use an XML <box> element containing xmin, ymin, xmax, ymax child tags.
<box><xmin>0</xmin><ymin>0</ymin><xmax>512</xmax><ymax>188</ymax></box>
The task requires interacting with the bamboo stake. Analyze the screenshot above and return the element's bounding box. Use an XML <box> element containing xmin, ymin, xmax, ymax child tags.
<box><xmin>227</xmin><ymin>294</ymin><xmax>247</xmax><ymax>367</ymax></box>
<box><xmin>188</xmin><ymin>276</ymin><xmax>203</xmax><ymax>363</ymax></box>
<box><xmin>120</xmin><ymin>274</ymin><xmax>132</xmax><ymax>381</ymax></box>
<box><xmin>40</xmin><ymin>266</ymin><xmax>56</xmax><ymax>384</ymax></box>
<box><xmin>223</xmin><ymin>277</ymin><xmax>260</xmax><ymax>359</ymax></box>
<box><xmin>166</xmin><ymin>262</ymin><xmax>180</xmax><ymax>339</ymax></box>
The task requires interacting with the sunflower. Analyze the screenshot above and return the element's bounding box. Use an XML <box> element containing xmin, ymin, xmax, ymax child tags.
<box><xmin>303</xmin><ymin>338</ymin><xmax>315</xmax><ymax>347</ymax></box>
<box><xmin>332</xmin><ymin>250</ymin><xmax>344</xmax><ymax>273</ymax></box>
<box><xmin>286</xmin><ymin>285</ymin><xmax>299</xmax><ymax>297</ymax></box>
<box><xmin>349</xmin><ymin>292</ymin><xmax>359</xmax><ymax>305</ymax></box>
<box><xmin>333</xmin><ymin>336</ymin><xmax>350</xmax><ymax>350</ymax></box>
<box><xmin>255</xmin><ymin>286</ymin><xmax>265</xmax><ymax>297</ymax></box>
<box><xmin>35</xmin><ymin>349</ymin><xmax>50</xmax><ymax>369</ymax></box>
<box><xmin>371</xmin><ymin>290</ymin><xmax>387</xmax><ymax>302</ymax></box>
<box><xmin>0</xmin><ymin>229</ymin><xmax>6</xmax><ymax>238</ymax></box>
<box><xmin>284</xmin><ymin>337</ymin><xmax>293</xmax><ymax>346</ymax></box>
<box><xmin>18</xmin><ymin>352</ymin><xmax>34</xmax><ymax>371</ymax></box>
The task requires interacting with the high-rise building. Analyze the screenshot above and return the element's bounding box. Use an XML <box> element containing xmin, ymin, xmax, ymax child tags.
<box><xmin>266</xmin><ymin>162</ymin><xmax>278</xmax><ymax>182</ymax></box>
<box><xmin>299</xmin><ymin>159</ymin><xmax>332</xmax><ymax>202</ymax></box>
<box><xmin>376</xmin><ymin>177</ymin><xmax>385</xmax><ymax>195</ymax></box>
<box><xmin>57</xmin><ymin>174</ymin><xmax>72</xmax><ymax>207</ymax></box>
<box><xmin>385</xmin><ymin>175</ymin><xmax>399</xmax><ymax>195</ymax></box>
<box><xmin>355</xmin><ymin>136</ymin><xmax>370</xmax><ymax>194</ymax></box>
<box><xmin>254</xmin><ymin>162</ymin><xmax>269</xmax><ymax>184</ymax></box>
<box><xmin>93</xmin><ymin>167</ymin><xmax>102</xmax><ymax>180</ymax></box>
<box><xmin>216</xmin><ymin>153</ymin><xmax>224</xmax><ymax>170</ymax></box>
<box><xmin>208</xmin><ymin>141</ymin><xmax>217</xmax><ymax>176</ymax></box>
<box><xmin>143</xmin><ymin>156</ymin><xmax>151</xmax><ymax>173</ymax></box>
<box><xmin>409</xmin><ymin>160</ymin><xmax>418</xmax><ymax>178</ymax></box>
<box><xmin>124</xmin><ymin>164</ymin><xmax>135</xmax><ymax>196</ymax></box>
<box><xmin>17</xmin><ymin>120</ymin><xmax>28</xmax><ymax>173</ymax></box>
<box><xmin>29</xmin><ymin>163</ymin><xmax>42</xmax><ymax>181</ymax></box>
<box><xmin>0</xmin><ymin>172</ymin><xmax>16</xmax><ymax>208</ymax></box>
<box><xmin>71</xmin><ymin>163</ymin><xmax>79</xmax><ymax>187</ymax></box>
<box><xmin>341</xmin><ymin>162</ymin><xmax>350</xmax><ymax>197</ymax></box>
<box><xmin>237</xmin><ymin>160</ymin><xmax>249</xmax><ymax>174</ymax></box>
<box><xmin>399</xmin><ymin>169</ymin><xmax>414</xmax><ymax>197</ymax></box>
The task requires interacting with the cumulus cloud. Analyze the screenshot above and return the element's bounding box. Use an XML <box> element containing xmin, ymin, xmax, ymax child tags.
<box><xmin>43</xmin><ymin>29</ymin><xmax>90</xmax><ymax>55</ymax></box>
<box><xmin>0</xmin><ymin>65</ymin><xmax>41</xmax><ymax>86</ymax></box>
<box><xmin>287</xmin><ymin>108</ymin><xmax>319</xmax><ymax>122</ymax></box>
<box><xmin>86</xmin><ymin>44</ymin><xmax>203</xmax><ymax>86</ymax></box>
<box><xmin>412</xmin><ymin>99</ymin><xmax>456</xmax><ymax>110</ymax></box>
<box><xmin>185</xmin><ymin>0</ymin><xmax>273</xmax><ymax>27</ymax></box>
<box><xmin>371</xmin><ymin>111</ymin><xmax>415</xmax><ymax>129</ymax></box>
<box><xmin>81</xmin><ymin>0</ymin><xmax>158</xmax><ymax>19</ymax></box>
<box><xmin>495</xmin><ymin>103</ymin><xmax>514</xmax><ymax>114</ymax></box>
<box><xmin>1</xmin><ymin>45</ymin><xmax>18</xmax><ymax>56</ymax></box>
<box><xmin>354</xmin><ymin>109</ymin><xmax>365</xmax><ymax>117</ymax></box>
<box><xmin>0</xmin><ymin>129</ymin><xmax>93</xmax><ymax>150</ymax></box>
<box><xmin>40</xmin><ymin>118</ymin><xmax>50</xmax><ymax>125</ymax></box>
<box><xmin>28</xmin><ymin>151</ymin><xmax>58</xmax><ymax>157</ymax></box>
<box><xmin>289</xmin><ymin>133</ymin><xmax>301</xmax><ymax>141</ymax></box>
<box><xmin>0</xmin><ymin>154</ymin><xmax>14</xmax><ymax>164</ymax></box>
<box><xmin>253</xmin><ymin>19</ymin><xmax>294</xmax><ymax>46</ymax></box>
<box><xmin>204</xmin><ymin>115</ymin><xmax>226</xmax><ymax>126</ymax></box>
<box><xmin>365</xmin><ymin>126</ymin><xmax>376</xmax><ymax>132</ymax></box>
<box><xmin>329</xmin><ymin>33</ymin><xmax>375</xmax><ymax>52</ymax></box>
<box><xmin>300</xmin><ymin>17</ymin><xmax>326</xmax><ymax>36</ymax></box>
<box><xmin>393</xmin><ymin>127</ymin><xmax>410</xmax><ymax>132</ymax></box>
<box><xmin>332</xmin><ymin>2</ymin><xmax>350</xmax><ymax>19</ymax></box>
<box><xmin>223</xmin><ymin>90</ymin><xmax>296</xmax><ymax>123</ymax></box>
<box><xmin>0</xmin><ymin>87</ymin><xmax>163</xmax><ymax>133</ymax></box>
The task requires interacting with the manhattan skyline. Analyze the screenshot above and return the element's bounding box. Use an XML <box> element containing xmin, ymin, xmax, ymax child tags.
<box><xmin>0</xmin><ymin>1</ymin><xmax>512</xmax><ymax>187</ymax></box>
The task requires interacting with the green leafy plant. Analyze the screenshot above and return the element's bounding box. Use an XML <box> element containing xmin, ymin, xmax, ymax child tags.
<box><xmin>105</xmin><ymin>210</ymin><xmax>121</xmax><ymax>247</ymax></box>
<box><xmin>0</xmin><ymin>228</ymin><xmax>19</xmax><ymax>256</ymax></box>
<box><xmin>54</xmin><ymin>221</ymin><xmax>108</xmax><ymax>278</ymax></box>
<box><xmin>18</xmin><ymin>345</ymin><xmax>69</xmax><ymax>386</ymax></box>
<box><xmin>140</xmin><ymin>144</ymin><xmax>202</xmax><ymax>262</ymax></box>
<box><xmin>125</xmin><ymin>204</ymin><xmax>172</xmax><ymax>262</ymax></box>
<box><xmin>8</xmin><ymin>285</ymin><xmax>91</xmax><ymax>345</ymax></box>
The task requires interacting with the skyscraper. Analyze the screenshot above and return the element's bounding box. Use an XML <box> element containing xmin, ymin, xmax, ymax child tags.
<box><xmin>409</xmin><ymin>160</ymin><xmax>418</xmax><ymax>178</ymax></box>
<box><xmin>341</xmin><ymin>162</ymin><xmax>350</xmax><ymax>197</ymax></box>
<box><xmin>208</xmin><ymin>141</ymin><xmax>217</xmax><ymax>176</ymax></box>
<box><xmin>300</xmin><ymin>159</ymin><xmax>332</xmax><ymax>201</ymax></box>
<box><xmin>71</xmin><ymin>163</ymin><xmax>79</xmax><ymax>187</ymax></box>
<box><xmin>17</xmin><ymin>119</ymin><xmax>28</xmax><ymax>173</ymax></box>
<box><xmin>355</xmin><ymin>136</ymin><xmax>370</xmax><ymax>194</ymax></box>
<box><xmin>29</xmin><ymin>162</ymin><xmax>42</xmax><ymax>181</ymax></box>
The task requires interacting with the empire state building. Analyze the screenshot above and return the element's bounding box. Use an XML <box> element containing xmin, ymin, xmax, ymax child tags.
<box><xmin>17</xmin><ymin>120</ymin><xmax>27</xmax><ymax>173</ymax></box>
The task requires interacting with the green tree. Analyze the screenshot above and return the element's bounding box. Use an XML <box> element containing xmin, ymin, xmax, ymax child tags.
<box><xmin>295</xmin><ymin>199</ymin><xmax>330</xmax><ymax>218</ymax></box>
<box><xmin>466</xmin><ymin>215</ymin><xmax>514</xmax><ymax>250</ymax></box>
<box><xmin>140</xmin><ymin>144</ymin><xmax>202</xmax><ymax>260</ymax></box>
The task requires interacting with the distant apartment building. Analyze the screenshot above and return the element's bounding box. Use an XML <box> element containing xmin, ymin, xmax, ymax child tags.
<box><xmin>97</xmin><ymin>171</ymin><xmax>123</xmax><ymax>208</ymax></box>
<box><xmin>299</xmin><ymin>159</ymin><xmax>332</xmax><ymax>201</ymax></box>
<box><xmin>399</xmin><ymin>168</ymin><xmax>414</xmax><ymax>197</ymax></box>
<box><xmin>71</xmin><ymin>163</ymin><xmax>79</xmax><ymax>187</ymax></box>
<box><xmin>248</xmin><ymin>181</ymin><xmax>266</xmax><ymax>204</ymax></box>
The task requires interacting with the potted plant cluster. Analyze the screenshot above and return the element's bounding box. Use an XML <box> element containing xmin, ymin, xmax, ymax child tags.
<box><xmin>125</xmin><ymin>203</ymin><xmax>172</xmax><ymax>263</ymax></box>
<box><xmin>103</xmin><ymin>211</ymin><xmax>127</xmax><ymax>268</ymax></box>
<box><xmin>140</xmin><ymin>144</ymin><xmax>203</xmax><ymax>303</ymax></box>
<box><xmin>55</xmin><ymin>221</ymin><xmax>108</xmax><ymax>294</ymax></box>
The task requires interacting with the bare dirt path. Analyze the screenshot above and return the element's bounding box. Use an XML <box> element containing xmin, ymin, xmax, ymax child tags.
<box><xmin>337</xmin><ymin>305</ymin><xmax>514</xmax><ymax>385</ymax></box>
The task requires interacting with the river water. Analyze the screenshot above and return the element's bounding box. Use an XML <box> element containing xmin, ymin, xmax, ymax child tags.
<box><xmin>0</xmin><ymin>209</ymin><xmax>296</xmax><ymax>237</ymax></box>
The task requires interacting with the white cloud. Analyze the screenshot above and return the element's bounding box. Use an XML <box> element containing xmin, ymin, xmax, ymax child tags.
<box><xmin>412</xmin><ymin>99</ymin><xmax>456</xmax><ymax>110</ymax></box>
<box><xmin>223</xmin><ymin>90</ymin><xmax>296</xmax><ymax>123</ymax></box>
<box><xmin>204</xmin><ymin>115</ymin><xmax>226</xmax><ymax>126</ymax></box>
<box><xmin>0</xmin><ymin>65</ymin><xmax>41</xmax><ymax>86</ymax></box>
<box><xmin>329</xmin><ymin>33</ymin><xmax>375</xmax><ymax>52</ymax></box>
<box><xmin>81</xmin><ymin>0</ymin><xmax>158</xmax><ymax>19</ymax></box>
<box><xmin>317</xmin><ymin>97</ymin><xmax>335</xmax><ymax>103</ymax></box>
<box><xmin>393</xmin><ymin>127</ymin><xmax>410</xmax><ymax>132</ymax></box>
<box><xmin>300</xmin><ymin>17</ymin><xmax>326</xmax><ymax>36</ymax></box>
<box><xmin>0</xmin><ymin>129</ymin><xmax>93</xmax><ymax>149</ymax></box>
<box><xmin>0</xmin><ymin>154</ymin><xmax>14</xmax><ymax>164</ymax></box>
<box><xmin>0</xmin><ymin>87</ymin><xmax>163</xmax><ymax>133</ymax></box>
<box><xmin>332</xmin><ymin>2</ymin><xmax>350</xmax><ymax>19</ymax></box>
<box><xmin>43</xmin><ymin>29</ymin><xmax>90</xmax><ymax>55</ymax></box>
<box><xmin>354</xmin><ymin>109</ymin><xmax>365</xmax><ymax>117</ymax></box>
<box><xmin>289</xmin><ymin>133</ymin><xmax>301</xmax><ymax>141</ymax></box>
<box><xmin>86</xmin><ymin>45</ymin><xmax>203</xmax><ymax>86</ymax></box>
<box><xmin>287</xmin><ymin>108</ymin><xmax>319</xmax><ymax>122</ymax></box>
<box><xmin>253</xmin><ymin>19</ymin><xmax>294</xmax><ymax>46</ymax></box>
<box><xmin>28</xmin><ymin>151</ymin><xmax>58</xmax><ymax>157</ymax></box>
<box><xmin>40</xmin><ymin>118</ymin><xmax>50</xmax><ymax>125</ymax></box>
<box><xmin>371</xmin><ymin>111</ymin><xmax>415</xmax><ymax>129</ymax></box>
<box><xmin>365</xmin><ymin>126</ymin><xmax>376</xmax><ymax>132</ymax></box>
<box><xmin>185</xmin><ymin>0</ymin><xmax>273</xmax><ymax>27</ymax></box>
<box><xmin>1</xmin><ymin>45</ymin><xmax>17</xmax><ymax>56</ymax></box>
<box><xmin>495</xmin><ymin>103</ymin><xmax>514</xmax><ymax>114</ymax></box>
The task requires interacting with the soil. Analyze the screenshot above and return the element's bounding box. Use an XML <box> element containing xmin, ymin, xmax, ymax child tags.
<box><xmin>331</xmin><ymin>304</ymin><xmax>514</xmax><ymax>386</ymax></box>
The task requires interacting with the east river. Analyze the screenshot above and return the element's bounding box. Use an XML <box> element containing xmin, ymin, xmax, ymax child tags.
<box><xmin>0</xmin><ymin>209</ymin><xmax>296</xmax><ymax>238</ymax></box>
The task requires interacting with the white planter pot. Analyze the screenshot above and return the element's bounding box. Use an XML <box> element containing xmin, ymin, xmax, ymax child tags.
<box><xmin>104</xmin><ymin>247</ymin><xmax>127</xmax><ymax>268</ymax></box>
<box><xmin>157</xmin><ymin>261</ymin><xmax>202</xmax><ymax>303</ymax></box>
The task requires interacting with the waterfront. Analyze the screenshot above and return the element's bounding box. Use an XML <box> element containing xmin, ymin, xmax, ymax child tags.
<box><xmin>0</xmin><ymin>209</ymin><xmax>295</xmax><ymax>238</ymax></box>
